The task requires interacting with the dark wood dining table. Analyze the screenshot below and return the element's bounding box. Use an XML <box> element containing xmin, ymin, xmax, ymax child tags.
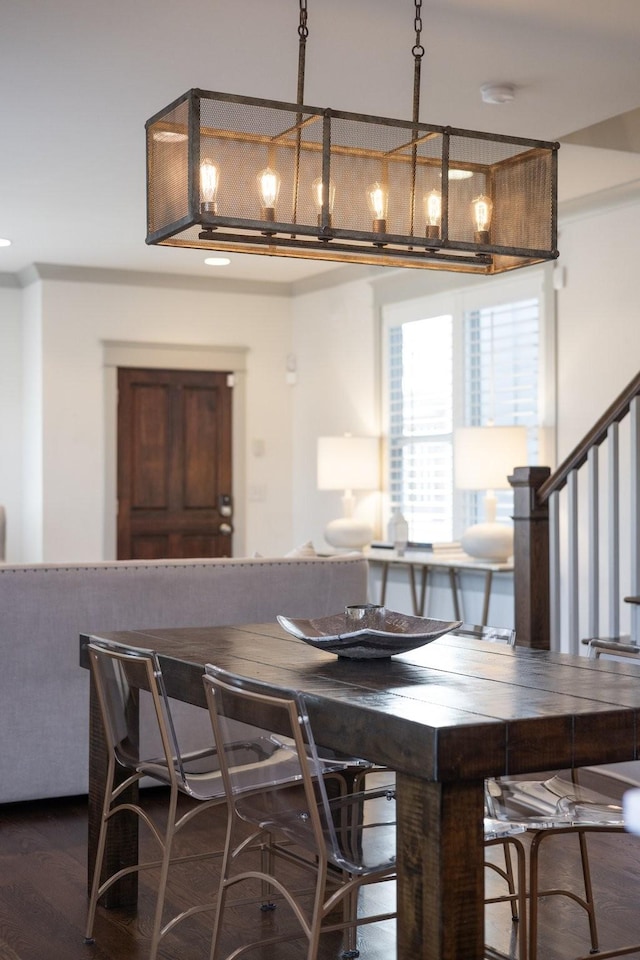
<box><xmin>79</xmin><ymin>621</ymin><xmax>640</xmax><ymax>960</ymax></box>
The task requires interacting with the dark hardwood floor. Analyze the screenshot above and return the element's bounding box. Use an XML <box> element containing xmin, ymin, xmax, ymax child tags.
<box><xmin>0</xmin><ymin>790</ymin><xmax>639</xmax><ymax>960</ymax></box>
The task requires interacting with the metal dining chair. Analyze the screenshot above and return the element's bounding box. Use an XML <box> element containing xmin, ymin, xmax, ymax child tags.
<box><xmin>463</xmin><ymin>622</ymin><xmax>639</xmax><ymax>960</ymax></box>
<box><xmin>202</xmin><ymin>663</ymin><xmax>397</xmax><ymax>960</ymax></box>
<box><xmin>85</xmin><ymin>637</ymin><xmax>378</xmax><ymax>960</ymax></box>
<box><xmin>84</xmin><ymin>638</ymin><xmax>286</xmax><ymax>960</ymax></box>
<box><xmin>202</xmin><ymin>661</ymin><xmax>530</xmax><ymax>960</ymax></box>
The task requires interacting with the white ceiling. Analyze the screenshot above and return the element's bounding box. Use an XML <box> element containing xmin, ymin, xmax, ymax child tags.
<box><xmin>2</xmin><ymin>0</ymin><xmax>640</xmax><ymax>286</ymax></box>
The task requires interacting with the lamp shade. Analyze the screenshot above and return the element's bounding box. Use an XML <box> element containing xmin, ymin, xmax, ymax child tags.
<box><xmin>454</xmin><ymin>425</ymin><xmax>528</xmax><ymax>562</ymax></box>
<box><xmin>454</xmin><ymin>426</ymin><xmax>528</xmax><ymax>491</ymax></box>
<box><xmin>317</xmin><ymin>436</ymin><xmax>379</xmax><ymax>491</ymax></box>
<box><xmin>317</xmin><ymin>436</ymin><xmax>379</xmax><ymax>550</ymax></box>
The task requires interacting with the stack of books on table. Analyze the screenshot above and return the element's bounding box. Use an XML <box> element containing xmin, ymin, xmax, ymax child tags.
<box><xmin>370</xmin><ymin>541</ymin><xmax>464</xmax><ymax>554</ymax></box>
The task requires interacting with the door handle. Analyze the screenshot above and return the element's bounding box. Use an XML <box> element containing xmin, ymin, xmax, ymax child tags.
<box><xmin>219</xmin><ymin>522</ymin><xmax>233</xmax><ymax>536</ymax></box>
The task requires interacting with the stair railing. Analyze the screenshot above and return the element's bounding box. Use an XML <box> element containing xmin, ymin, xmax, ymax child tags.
<box><xmin>510</xmin><ymin>370</ymin><xmax>640</xmax><ymax>652</ymax></box>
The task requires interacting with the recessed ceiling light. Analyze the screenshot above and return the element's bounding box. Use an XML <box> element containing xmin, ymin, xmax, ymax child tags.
<box><xmin>0</xmin><ymin>238</ymin><xmax>12</xmax><ymax>247</ymax></box>
<box><xmin>448</xmin><ymin>169</ymin><xmax>474</xmax><ymax>181</ymax></box>
<box><xmin>204</xmin><ymin>256</ymin><xmax>231</xmax><ymax>266</ymax></box>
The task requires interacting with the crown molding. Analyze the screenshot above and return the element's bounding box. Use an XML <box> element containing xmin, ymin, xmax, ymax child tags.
<box><xmin>291</xmin><ymin>263</ymin><xmax>386</xmax><ymax>296</ymax></box>
<box><xmin>558</xmin><ymin>178</ymin><xmax>640</xmax><ymax>224</ymax></box>
<box><xmin>12</xmin><ymin>262</ymin><xmax>293</xmax><ymax>297</ymax></box>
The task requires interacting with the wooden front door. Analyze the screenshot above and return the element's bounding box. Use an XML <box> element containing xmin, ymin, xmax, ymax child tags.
<box><xmin>117</xmin><ymin>368</ymin><xmax>233</xmax><ymax>560</ymax></box>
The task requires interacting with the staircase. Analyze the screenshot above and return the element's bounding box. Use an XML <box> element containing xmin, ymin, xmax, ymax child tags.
<box><xmin>509</xmin><ymin>370</ymin><xmax>640</xmax><ymax>653</ymax></box>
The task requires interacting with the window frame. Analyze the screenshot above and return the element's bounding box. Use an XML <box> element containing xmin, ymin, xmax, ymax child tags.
<box><xmin>380</xmin><ymin>266</ymin><xmax>556</xmax><ymax>544</ymax></box>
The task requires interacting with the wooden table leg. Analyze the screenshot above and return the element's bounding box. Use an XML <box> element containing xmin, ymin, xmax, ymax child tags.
<box><xmin>449</xmin><ymin>568</ymin><xmax>462</xmax><ymax>620</ymax></box>
<box><xmin>396</xmin><ymin>773</ymin><xmax>485</xmax><ymax>960</ymax></box>
<box><xmin>379</xmin><ymin>561</ymin><xmax>389</xmax><ymax>606</ymax></box>
<box><xmin>418</xmin><ymin>564</ymin><xmax>429</xmax><ymax>617</ymax></box>
<box><xmin>88</xmin><ymin>670</ymin><xmax>139</xmax><ymax>907</ymax></box>
<box><xmin>408</xmin><ymin>565</ymin><xmax>419</xmax><ymax>615</ymax></box>
<box><xmin>481</xmin><ymin>570</ymin><xmax>493</xmax><ymax>627</ymax></box>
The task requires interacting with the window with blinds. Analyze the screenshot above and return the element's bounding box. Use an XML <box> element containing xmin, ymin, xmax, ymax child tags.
<box><xmin>464</xmin><ymin>298</ymin><xmax>539</xmax><ymax>527</ymax></box>
<box><xmin>383</xmin><ymin>273</ymin><xmax>546</xmax><ymax>544</ymax></box>
<box><xmin>388</xmin><ymin>314</ymin><xmax>453</xmax><ymax>543</ymax></box>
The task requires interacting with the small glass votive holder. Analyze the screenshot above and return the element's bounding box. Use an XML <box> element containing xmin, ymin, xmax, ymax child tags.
<box><xmin>345</xmin><ymin>604</ymin><xmax>386</xmax><ymax>629</ymax></box>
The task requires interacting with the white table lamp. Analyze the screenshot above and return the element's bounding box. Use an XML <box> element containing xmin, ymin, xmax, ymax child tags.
<box><xmin>317</xmin><ymin>435</ymin><xmax>379</xmax><ymax>549</ymax></box>
<box><xmin>454</xmin><ymin>425</ymin><xmax>528</xmax><ymax>562</ymax></box>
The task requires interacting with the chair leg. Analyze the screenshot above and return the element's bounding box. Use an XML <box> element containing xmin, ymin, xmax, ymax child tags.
<box><xmin>340</xmin><ymin>882</ymin><xmax>360</xmax><ymax>959</ymax></box>
<box><xmin>528</xmin><ymin>832</ymin><xmax>543</xmax><ymax>960</ymax></box>
<box><xmin>528</xmin><ymin>828</ymin><xmax>599</xmax><ymax>960</ymax></box>
<box><xmin>210</xmin><ymin>816</ymin><xmax>238</xmax><ymax>960</ymax></box>
<box><xmin>306</xmin><ymin>865</ymin><xmax>330</xmax><ymax>960</ymax></box>
<box><xmin>577</xmin><ymin>830</ymin><xmax>600</xmax><ymax>954</ymax></box>
<box><xmin>259</xmin><ymin>835</ymin><xmax>277</xmax><ymax>911</ymax></box>
<box><xmin>209</xmin><ymin>881</ymin><xmax>227</xmax><ymax>960</ymax></box>
<box><xmin>513</xmin><ymin>837</ymin><xmax>528</xmax><ymax>960</ymax></box>
<box><xmin>148</xmin><ymin>784</ymin><xmax>180</xmax><ymax>960</ymax></box>
<box><xmin>85</xmin><ymin>759</ymin><xmax>118</xmax><ymax>944</ymax></box>
<box><xmin>486</xmin><ymin>837</ymin><xmax>528</xmax><ymax>960</ymax></box>
<box><xmin>501</xmin><ymin>839</ymin><xmax>520</xmax><ymax>923</ymax></box>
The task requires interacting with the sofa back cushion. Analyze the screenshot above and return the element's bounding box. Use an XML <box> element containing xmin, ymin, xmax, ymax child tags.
<box><xmin>0</xmin><ymin>556</ymin><xmax>368</xmax><ymax>802</ymax></box>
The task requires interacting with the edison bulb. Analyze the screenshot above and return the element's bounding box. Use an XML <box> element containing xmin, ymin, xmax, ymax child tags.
<box><xmin>424</xmin><ymin>188</ymin><xmax>441</xmax><ymax>238</ymax></box>
<box><xmin>257</xmin><ymin>167</ymin><xmax>281</xmax><ymax>220</ymax></box>
<box><xmin>472</xmin><ymin>194</ymin><xmax>493</xmax><ymax>243</ymax></box>
<box><xmin>312</xmin><ymin>177</ymin><xmax>335</xmax><ymax>226</ymax></box>
<box><xmin>367</xmin><ymin>182</ymin><xmax>387</xmax><ymax>220</ymax></box>
<box><xmin>367</xmin><ymin>182</ymin><xmax>388</xmax><ymax>232</ymax></box>
<box><xmin>200</xmin><ymin>159</ymin><xmax>219</xmax><ymax>214</ymax></box>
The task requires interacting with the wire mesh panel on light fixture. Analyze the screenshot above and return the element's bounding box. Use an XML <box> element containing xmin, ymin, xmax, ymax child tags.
<box><xmin>146</xmin><ymin>2</ymin><xmax>559</xmax><ymax>274</ymax></box>
<box><xmin>147</xmin><ymin>92</ymin><xmax>558</xmax><ymax>275</ymax></box>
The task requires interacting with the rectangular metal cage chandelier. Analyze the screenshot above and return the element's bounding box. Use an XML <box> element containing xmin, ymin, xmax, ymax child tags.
<box><xmin>146</xmin><ymin>4</ymin><xmax>559</xmax><ymax>275</ymax></box>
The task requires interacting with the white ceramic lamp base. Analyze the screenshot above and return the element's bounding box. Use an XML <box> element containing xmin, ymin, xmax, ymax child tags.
<box><xmin>324</xmin><ymin>517</ymin><xmax>373</xmax><ymax>551</ymax></box>
<box><xmin>461</xmin><ymin>522</ymin><xmax>513</xmax><ymax>562</ymax></box>
<box><xmin>460</xmin><ymin>489</ymin><xmax>514</xmax><ymax>562</ymax></box>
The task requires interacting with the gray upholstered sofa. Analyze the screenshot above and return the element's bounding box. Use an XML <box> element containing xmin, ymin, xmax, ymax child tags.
<box><xmin>0</xmin><ymin>555</ymin><xmax>368</xmax><ymax>804</ymax></box>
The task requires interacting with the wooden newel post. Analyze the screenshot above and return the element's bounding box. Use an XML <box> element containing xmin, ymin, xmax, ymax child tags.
<box><xmin>509</xmin><ymin>466</ymin><xmax>551</xmax><ymax>649</ymax></box>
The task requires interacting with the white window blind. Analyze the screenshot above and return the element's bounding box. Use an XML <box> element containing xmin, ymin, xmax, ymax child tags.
<box><xmin>464</xmin><ymin>298</ymin><xmax>539</xmax><ymax>526</ymax></box>
<box><xmin>383</xmin><ymin>272</ymin><xmax>547</xmax><ymax>543</ymax></box>
<box><xmin>388</xmin><ymin>315</ymin><xmax>453</xmax><ymax>543</ymax></box>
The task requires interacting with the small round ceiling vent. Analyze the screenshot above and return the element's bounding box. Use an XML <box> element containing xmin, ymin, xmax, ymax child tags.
<box><xmin>481</xmin><ymin>83</ymin><xmax>515</xmax><ymax>105</ymax></box>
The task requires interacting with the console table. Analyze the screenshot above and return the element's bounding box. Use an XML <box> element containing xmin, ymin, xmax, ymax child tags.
<box><xmin>367</xmin><ymin>547</ymin><xmax>513</xmax><ymax>626</ymax></box>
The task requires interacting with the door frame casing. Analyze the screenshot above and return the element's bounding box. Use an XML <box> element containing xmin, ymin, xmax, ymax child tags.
<box><xmin>103</xmin><ymin>340</ymin><xmax>248</xmax><ymax>560</ymax></box>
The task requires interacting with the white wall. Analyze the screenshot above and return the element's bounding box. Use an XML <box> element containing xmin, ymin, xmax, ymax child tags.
<box><xmin>555</xmin><ymin>195</ymin><xmax>640</xmax><ymax>458</ymax></box>
<box><xmin>291</xmin><ymin>277</ymin><xmax>381</xmax><ymax>553</ymax></box>
<box><xmin>0</xmin><ymin>284</ymin><xmax>24</xmax><ymax>561</ymax></box>
<box><xmin>546</xmin><ymin>194</ymin><xmax>640</xmax><ymax>651</ymax></box>
<box><xmin>17</xmin><ymin>273</ymin><xmax>294</xmax><ymax>561</ymax></box>
<box><xmin>21</xmin><ymin>281</ymin><xmax>44</xmax><ymax>561</ymax></box>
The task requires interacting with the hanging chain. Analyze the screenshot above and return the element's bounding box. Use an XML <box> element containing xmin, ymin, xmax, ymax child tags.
<box><xmin>293</xmin><ymin>0</ymin><xmax>309</xmax><ymax>231</ymax></box>
<box><xmin>412</xmin><ymin>0</ymin><xmax>424</xmax><ymax>125</ymax></box>
<box><xmin>297</xmin><ymin>0</ymin><xmax>308</xmax><ymax>106</ymax></box>
<box><xmin>413</xmin><ymin>0</ymin><xmax>424</xmax><ymax>55</ymax></box>
<box><xmin>299</xmin><ymin>0</ymin><xmax>309</xmax><ymax>39</ymax></box>
<box><xmin>409</xmin><ymin>0</ymin><xmax>425</xmax><ymax>238</ymax></box>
